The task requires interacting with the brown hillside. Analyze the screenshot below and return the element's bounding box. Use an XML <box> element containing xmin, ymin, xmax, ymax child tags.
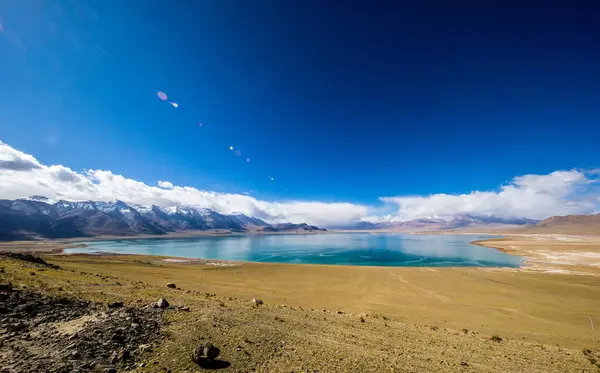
<box><xmin>537</xmin><ymin>213</ymin><xmax>600</xmax><ymax>227</ymax></box>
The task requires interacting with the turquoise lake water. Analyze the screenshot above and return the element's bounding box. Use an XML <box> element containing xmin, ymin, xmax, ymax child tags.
<box><xmin>65</xmin><ymin>233</ymin><xmax>521</xmax><ymax>267</ymax></box>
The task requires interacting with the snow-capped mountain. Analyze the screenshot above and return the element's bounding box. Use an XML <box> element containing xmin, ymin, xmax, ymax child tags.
<box><xmin>0</xmin><ymin>197</ymin><xmax>290</xmax><ymax>240</ymax></box>
<box><xmin>228</xmin><ymin>213</ymin><xmax>270</xmax><ymax>228</ymax></box>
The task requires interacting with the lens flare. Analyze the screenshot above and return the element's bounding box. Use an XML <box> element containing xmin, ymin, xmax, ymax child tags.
<box><xmin>157</xmin><ymin>91</ymin><xmax>168</xmax><ymax>101</ymax></box>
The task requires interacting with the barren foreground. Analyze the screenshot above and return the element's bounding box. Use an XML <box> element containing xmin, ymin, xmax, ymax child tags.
<box><xmin>1</xmin><ymin>235</ymin><xmax>600</xmax><ymax>372</ymax></box>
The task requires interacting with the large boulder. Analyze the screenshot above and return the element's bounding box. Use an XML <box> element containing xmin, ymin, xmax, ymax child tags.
<box><xmin>191</xmin><ymin>342</ymin><xmax>221</xmax><ymax>364</ymax></box>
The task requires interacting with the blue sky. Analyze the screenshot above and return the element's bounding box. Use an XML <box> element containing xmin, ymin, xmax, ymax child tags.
<box><xmin>0</xmin><ymin>1</ymin><xmax>599</xmax><ymax>225</ymax></box>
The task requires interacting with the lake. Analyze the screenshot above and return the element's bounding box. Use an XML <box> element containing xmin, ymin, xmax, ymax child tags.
<box><xmin>65</xmin><ymin>233</ymin><xmax>522</xmax><ymax>267</ymax></box>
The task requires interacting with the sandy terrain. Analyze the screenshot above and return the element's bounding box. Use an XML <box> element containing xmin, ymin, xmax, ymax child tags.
<box><xmin>471</xmin><ymin>234</ymin><xmax>600</xmax><ymax>276</ymax></box>
<box><xmin>2</xmin><ymin>232</ymin><xmax>600</xmax><ymax>372</ymax></box>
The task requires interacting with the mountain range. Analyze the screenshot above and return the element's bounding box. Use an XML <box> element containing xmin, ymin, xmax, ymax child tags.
<box><xmin>334</xmin><ymin>215</ymin><xmax>538</xmax><ymax>231</ymax></box>
<box><xmin>519</xmin><ymin>213</ymin><xmax>600</xmax><ymax>234</ymax></box>
<box><xmin>0</xmin><ymin>197</ymin><xmax>324</xmax><ymax>241</ymax></box>
<box><xmin>2</xmin><ymin>196</ymin><xmax>597</xmax><ymax>241</ymax></box>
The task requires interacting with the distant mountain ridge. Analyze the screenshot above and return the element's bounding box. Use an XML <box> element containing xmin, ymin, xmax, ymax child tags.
<box><xmin>0</xmin><ymin>197</ymin><xmax>313</xmax><ymax>241</ymax></box>
<box><xmin>537</xmin><ymin>213</ymin><xmax>600</xmax><ymax>227</ymax></box>
<box><xmin>336</xmin><ymin>214</ymin><xmax>538</xmax><ymax>231</ymax></box>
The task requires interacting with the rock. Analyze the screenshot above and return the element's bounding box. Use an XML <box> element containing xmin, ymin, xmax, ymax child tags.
<box><xmin>460</xmin><ymin>361</ymin><xmax>469</xmax><ymax>366</ymax></box>
<box><xmin>107</xmin><ymin>301</ymin><xmax>123</xmax><ymax>309</ymax></box>
<box><xmin>110</xmin><ymin>348</ymin><xmax>130</xmax><ymax>364</ymax></box>
<box><xmin>138</xmin><ymin>344</ymin><xmax>153</xmax><ymax>354</ymax></box>
<box><xmin>252</xmin><ymin>298</ymin><xmax>264</xmax><ymax>306</ymax></box>
<box><xmin>104</xmin><ymin>369</ymin><xmax>117</xmax><ymax>373</ymax></box>
<box><xmin>156</xmin><ymin>298</ymin><xmax>169</xmax><ymax>308</ymax></box>
<box><xmin>166</xmin><ymin>283</ymin><xmax>176</xmax><ymax>289</ymax></box>
<box><xmin>9</xmin><ymin>322</ymin><xmax>27</xmax><ymax>332</ymax></box>
<box><xmin>192</xmin><ymin>342</ymin><xmax>221</xmax><ymax>363</ymax></box>
<box><xmin>204</xmin><ymin>343</ymin><xmax>221</xmax><ymax>360</ymax></box>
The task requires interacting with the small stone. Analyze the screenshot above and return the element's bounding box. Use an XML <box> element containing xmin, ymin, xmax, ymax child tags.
<box><xmin>110</xmin><ymin>348</ymin><xmax>130</xmax><ymax>364</ymax></box>
<box><xmin>71</xmin><ymin>350</ymin><xmax>80</xmax><ymax>359</ymax></box>
<box><xmin>156</xmin><ymin>298</ymin><xmax>169</xmax><ymax>308</ymax></box>
<box><xmin>138</xmin><ymin>344</ymin><xmax>153</xmax><ymax>354</ymax></box>
<box><xmin>460</xmin><ymin>361</ymin><xmax>469</xmax><ymax>366</ymax></box>
<box><xmin>166</xmin><ymin>283</ymin><xmax>176</xmax><ymax>289</ymax></box>
<box><xmin>104</xmin><ymin>369</ymin><xmax>117</xmax><ymax>373</ymax></box>
<box><xmin>252</xmin><ymin>298</ymin><xmax>264</xmax><ymax>306</ymax></box>
<box><xmin>139</xmin><ymin>362</ymin><xmax>146</xmax><ymax>368</ymax></box>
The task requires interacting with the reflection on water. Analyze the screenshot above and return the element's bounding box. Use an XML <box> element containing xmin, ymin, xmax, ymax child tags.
<box><xmin>66</xmin><ymin>233</ymin><xmax>521</xmax><ymax>267</ymax></box>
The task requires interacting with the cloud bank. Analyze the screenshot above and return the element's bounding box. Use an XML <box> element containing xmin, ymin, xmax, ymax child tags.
<box><xmin>0</xmin><ymin>141</ymin><xmax>367</xmax><ymax>226</ymax></box>
<box><xmin>0</xmin><ymin>141</ymin><xmax>598</xmax><ymax>226</ymax></box>
<box><xmin>373</xmin><ymin>170</ymin><xmax>600</xmax><ymax>222</ymax></box>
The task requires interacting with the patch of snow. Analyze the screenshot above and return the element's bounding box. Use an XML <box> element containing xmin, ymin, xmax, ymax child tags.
<box><xmin>198</xmin><ymin>208</ymin><xmax>213</xmax><ymax>216</ymax></box>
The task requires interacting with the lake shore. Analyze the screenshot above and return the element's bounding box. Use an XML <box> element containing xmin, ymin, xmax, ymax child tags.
<box><xmin>4</xmin><ymin>231</ymin><xmax>600</xmax><ymax>274</ymax></box>
<box><xmin>470</xmin><ymin>233</ymin><xmax>600</xmax><ymax>276</ymax></box>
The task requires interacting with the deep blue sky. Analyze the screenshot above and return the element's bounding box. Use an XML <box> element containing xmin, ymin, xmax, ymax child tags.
<box><xmin>1</xmin><ymin>0</ymin><xmax>599</xmax><ymax>204</ymax></box>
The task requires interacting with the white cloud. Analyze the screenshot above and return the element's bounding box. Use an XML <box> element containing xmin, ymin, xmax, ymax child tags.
<box><xmin>0</xmin><ymin>141</ymin><xmax>598</xmax><ymax>225</ymax></box>
<box><xmin>0</xmin><ymin>141</ymin><xmax>367</xmax><ymax>226</ymax></box>
<box><xmin>157</xmin><ymin>180</ymin><xmax>174</xmax><ymax>189</ymax></box>
<box><xmin>376</xmin><ymin>170</ymin><xmax>600</xmax><ymax>221</ymax></box>
<box><xmin>0</xmin><ymin>141</ymin><xmax>42</xmax><ymax>171</ymax></box>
